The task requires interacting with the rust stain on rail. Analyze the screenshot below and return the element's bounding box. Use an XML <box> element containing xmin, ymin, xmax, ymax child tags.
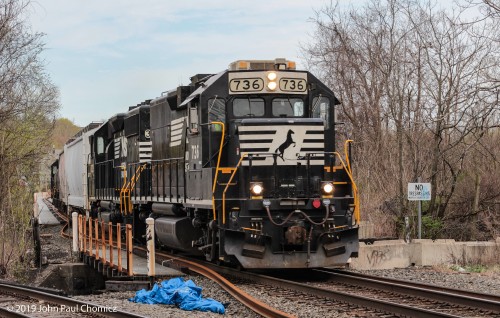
<box><xmin>135</xmin><ymin>247</ymin><xmax>295</xmax><ymax>318</ymax></box>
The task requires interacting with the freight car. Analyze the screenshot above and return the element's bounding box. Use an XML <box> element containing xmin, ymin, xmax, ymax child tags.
<box><xmin>50</xmin><ymin>123</ymin><xmax>102</xmax><ymax>213</ymax></box>
<box><xmin>51</xmin><ymin>58</ymin><xmax>360</xmax><ymax>269</ymax></box>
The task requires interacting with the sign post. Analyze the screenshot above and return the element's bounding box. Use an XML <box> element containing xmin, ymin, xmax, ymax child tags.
<box><xmin>408</xmin><ymin>182</ymin><xmax>431</xmax><ymax>239</ymax></box>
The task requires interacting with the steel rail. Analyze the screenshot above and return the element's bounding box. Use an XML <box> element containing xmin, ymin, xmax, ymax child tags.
<box><xmin>53</xmin><ymin>205</ymin><xmax>496</xmax><ymax>316</ymax></box>
<box><xmin>42</xmin><ymin>199</ymin><xmax>71</xmax><ymax>239</ymax></box>
<box><xmin>0</xmin><ymin>283</ymin><xmax>147</xmax><ymax>318</ymax></box>
<box><xmin>43</xmin><ymin>199</ymin><xmax>68</xmax><ymax>223</ymax></box>
<box><xmin>136</xmin><ymin>248</ymin><xmax>461</xmax><ymax>318</ymax></box>
<box><xmin>320</xmin><ymin>268</ymin><xmax>500</xmax><ymax>312</ymax></box>
<box><xmin>195</xmin><ymin>263</ymin><xmax>463</xmax><ymax>318</ymax></box>
<box><xmin>134</xmin><ymin>248</ymin><xmax>294</xmax><ymax>318</ymax></box>
<box><xmin>0</xmin><ymin>307</ymin><xmax>31</xmax><ymax>318</ymax></box>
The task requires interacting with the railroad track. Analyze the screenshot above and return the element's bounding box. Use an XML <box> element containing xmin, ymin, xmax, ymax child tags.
<box><xmin>321</xmin><ymin>269</ymin><xmax>500</xmax><ymax>310</ymax></box>
<box><xmin>42</xmin><ymin>199</ymin><xmax>71</xmax><ymax>239</ymax></box>
<box><xmin>39</xmin><ymin>205</ymin><xmax>293</xmax><ymax>317</ymax></box>
<box><xmin>144</xmin><ymin>249</ymin><xmax>500</xmax><ymax>317</ymax></box>
<box><xmin>134</xmin><ymin>247</ymin><xmax>293</xmax><ymax>318</ymax></box>
<box><xmin>209</xmin><ymin>268</ymin><xmax>469</xmax><ymax>317</ymax></box>
<box><xmin>42</xmin><ymin>199</ymin><xmax>68</xmax><ymax>224</ymax></box>
<box><xmin>0</xmin><ymin>282</ymin><xmax>147</xmax><ymax>318</ymax></box>
<box><xmin>305</xmin><ymin>268</ymin><xmax>500</xmax><ymax>317</ymax></box>
<box><xmin>138</xmin><ymin>249</ymin><xmax>455</xmax><ymax>317</ymax></box>
<box><xmin>256</xmin><ymin>268</ymin><xmax>500</xmax><ymax>317</ymax></box>
<box><xmin>46</xmin><ymin>207</ymin><xmax>499</xmax><ymax>317</ymax></box>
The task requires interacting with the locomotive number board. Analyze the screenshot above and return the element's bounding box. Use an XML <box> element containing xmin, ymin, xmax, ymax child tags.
<box><xmin>228</xmin><ymin>71</ymin><xmax>308</xmax><ymax>95</ymax></box>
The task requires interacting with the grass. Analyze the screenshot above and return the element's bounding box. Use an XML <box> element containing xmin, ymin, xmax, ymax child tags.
<box><xmin>448</xmin><ymin>264</ymin><xmax>500</xmax><ymax>274</ymax></box>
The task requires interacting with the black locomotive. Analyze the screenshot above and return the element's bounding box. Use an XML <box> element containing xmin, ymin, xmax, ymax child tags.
<box><xmin>51</xmin><ymin>58</ymin><xmax>359</xmax><ymax>268</ymax></box>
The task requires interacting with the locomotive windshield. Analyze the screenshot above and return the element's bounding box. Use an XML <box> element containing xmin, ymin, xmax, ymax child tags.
<box><xmin>272</xmin><ymin>98</ymin><xmax>304</xmax><ymax>117</ymax></box>
<box><xmin>233</xmin><ymin>98</ymin><xmax>265</xmax><ymax>117</ymax></box>
<box><xmin>231</xmin><ymin>96</ymin><xmax>306</xmax><ymax>118</ymax></box>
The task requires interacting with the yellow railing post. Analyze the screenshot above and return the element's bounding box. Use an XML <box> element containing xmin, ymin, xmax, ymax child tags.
<box><xmin>117</xmin><ymin>223</ymin><xmax>122</xmax><ymax>272</ymax></box>
<box><xmin>88</xmin><ymin>217</ymin><xmax>92</xmax><ymax>256</ymax></box>
<box><xmin>78</xmin><ymin>215</ymin><xmax>83</xmax><ymax>252</ymax></box>
<box><xmin>101</xmin><ymin>220</ymin><xmax>106</xmax><ymax>264</ymax></box>
<box><xmin>126</xmin><ymin>224</ymin><xmax>133</xmax><ymax>276</ymax></box>
<box><xmin>83</xmin><ymin>216</ymin><xmax>87</xmax><ymax>254</ymax></box>
<box><xmin>108</xmin><ymin>222</ymin><xmax>113</xmax><ymax>267</ymax></box>
<box><xmin>94</xmin><ymin>219</ymin><xmax>99</xmax><ymax>260</ymax></box>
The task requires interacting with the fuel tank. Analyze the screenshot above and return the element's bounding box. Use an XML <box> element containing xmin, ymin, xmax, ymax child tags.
<box><xmin>155</xmin><ymin>217</ymin><xmax>202</xmax><ymax>254</ymax></box>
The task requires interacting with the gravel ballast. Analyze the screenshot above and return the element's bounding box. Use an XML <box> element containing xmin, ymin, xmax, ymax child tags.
<box><xmin>21</xmin><ymin>222</ymin><xmax>500</xmax><ymax>317</ymax></box>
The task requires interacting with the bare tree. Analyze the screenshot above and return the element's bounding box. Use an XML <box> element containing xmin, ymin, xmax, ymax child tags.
<box><xmin>460</xmin><ymin>0</ymin><xmax>500</xmax><ymax>18</ymax></box>
<box><xmin>404</xmin><ymin>2</ymin><xmax>498</xmax><ymax>219</ymax></box>
<box><xmin>0</xmin><ymin>0</ymin><xmax>59</xmax><ymax>278</ymax></box>
<box><xmin>303</xmin><ymin>0</ymin><xmax>500</xmax><ymax>239</ymax></box>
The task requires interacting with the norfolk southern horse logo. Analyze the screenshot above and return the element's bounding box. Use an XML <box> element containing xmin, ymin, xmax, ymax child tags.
<box><xmin>275</xmin><ymin>129</ymin><xmax>296</xmax><ymax>161</ymax></box>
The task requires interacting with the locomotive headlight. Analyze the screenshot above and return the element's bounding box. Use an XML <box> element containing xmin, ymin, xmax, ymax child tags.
<box><xmin>321</xmin><ymin>182</ymin><xmax>334</xmax><ymax>195</ymax></box>
<box><xmin>267</xmin><ymin>72</ymin><xmax>278</xmax><ymax>91</ymax></box>
<box><xmin>250</xmin><ymin>182</ymin><xmax>264</xmax><ymax>196</ymax></box>
<box><xmin>267</xmin><ymin>81</ymin><xmax>277</xmax><ymax>91</ymax></box>
<box><xmin>267</xmin><ymin>72</ymin><xmax>277</xmax><ymax>81</ymax></box>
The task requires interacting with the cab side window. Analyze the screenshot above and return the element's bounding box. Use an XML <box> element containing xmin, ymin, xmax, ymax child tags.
<box><xmin>312</xmin><ymin>96</ymin><xmax>331</xmax><ymax>129</ymax></box>
<box><xmin>189</xmin><ymin>103</ymin><xmax>199</xmax><ymax>134</ymax></box>
<box><xmin>208</xmin><ymin>97</ymin><xmax>226</xmax><ymax>123</ymax></box>
<box><xmin>97</xmin><ymin>137</ymin><xmax>104</xmax><ymax>154</ymax></box>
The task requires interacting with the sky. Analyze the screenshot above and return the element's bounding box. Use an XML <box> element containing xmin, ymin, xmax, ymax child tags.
<box><xmin>28</xmin><ymin>0</ymin><xmax>340</xmax><ymax>126</ymax></box>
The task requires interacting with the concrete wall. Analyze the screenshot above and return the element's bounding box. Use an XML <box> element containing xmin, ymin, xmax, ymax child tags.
<box><xmin>350</xmin><ymin>237</ymin><xmax>500</xmax><ymax>270</ymax></box>
<box><xmin>40</xmin><ymin>263</ymin><xmax>105</xmax><ymax>295</ymax></box>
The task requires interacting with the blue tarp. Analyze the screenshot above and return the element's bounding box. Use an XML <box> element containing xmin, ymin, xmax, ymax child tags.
<box><xmin>128</xmin><ymin>277</ymin><xmax>225</xmax><ymax>314</ymax></box>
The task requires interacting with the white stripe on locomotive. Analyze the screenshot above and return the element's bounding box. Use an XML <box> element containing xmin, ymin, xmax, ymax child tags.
<box><xmin>238</xmin><ymin>125</ymin><xmax>324</xmax><ymax>166</ymax></box>
<box><xmin>169</xmin><ymin>116</ymin><xmax>186</xmax><ymax>147</ymax></box>
<box><xmin>139</xmin><ymin>141</ymin><xmax>152</xmax><ymax>163</ymax></box>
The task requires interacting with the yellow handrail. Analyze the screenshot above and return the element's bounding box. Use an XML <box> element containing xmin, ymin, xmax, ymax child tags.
<box><xmin>216</xmin><ymin>151</ymin><xmax>359</xmax><ymax>226</ymax></box>
<box><xmin>332</xmin><ymin>151</ymin><xmax>360</xmax><ymax>225</ymax></box>
<box><xmin>343</xmin><ymin>140</ymin><xmax>359</xmax><ymax>224</ymax></box>
<box><xmin>222</xmin><ymin>153</ymin><xmax>248</xmax><ymax>224</ymax></box>
<box><xmin>119</xmin><ymin>165</ymin><xmax>128</xmax><ymax>215</ymax></box>
<box><xmin>126</xmin><ymin>163</ymin><xmax>147</xmax><ymax>213</ymax></box>
<box><xmin>119</xmin><ymin>163</ymin><xmax>147</xmax><ymax>215</ymax></box>
<box><xmin>212</xmin><ymin>147</ymin><xmax>359</xmax><ymax>226</ymax></box>
<box><xmin>129</xmin><ymin>164</ymin><xmax>146</xmax><ymax>188</ymax></box>
<box><xmin>210</xmin><ymin>121</ymin><xmax>225</xmax><ymax>220</ymax></box>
